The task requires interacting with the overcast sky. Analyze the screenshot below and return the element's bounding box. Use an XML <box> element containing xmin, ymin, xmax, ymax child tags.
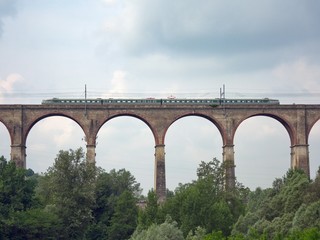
<box><xmin>1</xmin><ymin>0</ymin><xmax>320</xmax><ymax>194</ymax></box>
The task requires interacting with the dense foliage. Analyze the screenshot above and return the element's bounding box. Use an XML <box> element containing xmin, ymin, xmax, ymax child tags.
<box><xmin>86</xmin><ymin>168</ymin><xmax>140</xmax><ymax>239</ymax></box>
<box><xmin>0</xmin><ymin>149</ymin><xmax>140</xmax><ymax>239</ymax></box>
<box><xmin>231</xmin><ymin>168</ymin><xmax>320</xmax><ymax>239</ymax></box>
<box><xmin>134</xmin><ymin>158</ymin><xmax>248</xmax><ymax>239</ymax></box>
<box><xmin>1</xmin><ymin>150</ymin><xmax>320</xmax><ymax>239</ymax></box>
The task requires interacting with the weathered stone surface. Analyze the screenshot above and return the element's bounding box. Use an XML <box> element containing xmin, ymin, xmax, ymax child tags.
<box><xmin>1</xmin><ymin>103</ymin><xmax>319</xmax><ymax>200</ymax></box>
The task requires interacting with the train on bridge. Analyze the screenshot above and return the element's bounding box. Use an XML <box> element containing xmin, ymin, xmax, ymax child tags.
<box><xmin>42</xmin><ymin>97</ymin><xmax>280</xmax><ymax>105</ymax></box>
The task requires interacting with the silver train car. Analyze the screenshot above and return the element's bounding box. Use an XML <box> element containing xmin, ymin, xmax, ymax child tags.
<box><xmin>41</xmin><ymin>98</ymin><xmax>280</xmax><ymax>105</ymax></box>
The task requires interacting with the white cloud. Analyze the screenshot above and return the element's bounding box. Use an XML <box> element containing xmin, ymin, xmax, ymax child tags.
<box><xmin>0</xmin><ymin>73</ymin><xmax>23</xmax><ymax>91</ymax></box>
<box><xmin>34</xmin><ymin>118</ymin><xmax>82</xmax><ymax>147</ymax></box>
<box><xmin>111</xmin><ymin>70</ymin><xmax>127</xmax><ymax>89</ymax></box>
<box><xmin>102</xmin><ymin>70</ymin><xmax>128</xmax><ymax>97</ymax></box>
<box><xmin>0</xmin><ymin>73</ymin><xmax>24</xmax><ymax>103</ymax></box>
<box><xmin>272</xmin><ymin>58</ymin><xmax>320</xmax><ymax>91</ymax></box>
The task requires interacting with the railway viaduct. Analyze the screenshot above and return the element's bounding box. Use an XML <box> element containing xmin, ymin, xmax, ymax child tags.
<box><xmin>1</xmin><ymin>103</ymin><xmax>320</xmax><ymax>201</ymax></box>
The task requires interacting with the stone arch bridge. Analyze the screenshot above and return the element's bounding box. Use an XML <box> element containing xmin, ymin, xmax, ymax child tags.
<box><xmin>1</xmin><ymin>103</ymin><xmax>320</xmax><ymax>201</ymax></box>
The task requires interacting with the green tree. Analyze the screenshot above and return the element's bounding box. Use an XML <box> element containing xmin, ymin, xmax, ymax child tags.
<box><xmin>0</xmin><ymin>156</ymin><xmax>55</xmax><ymax>239</ymax></box>
<box><xmin>197</xmin><ymin>157</ymin><xmax>225</xmax><ymax>192</ymax></box>
<box><xmin>231</xmin><ymin>169</ymin><xmax>311</xmax><ymax>238</ymax></box>
<box><xmin>3</xmin><ymin>208</ymin><xmax>62</xmax><ymax>239</ymax></box>
<box><xmin>161</xmin><ymin>158</ymin><xmax>243</xmax><ymax>237</ymax></box>
<box><xmin>138</xmin><ymin>190</ymin><xmax>162</xmax><ymax>229</ymax></box>
<box><xmin>292</xmin><ymin>200</ymin><xmax>320</xmax><ymax>231</ymax></box>
<box><xmin>0</xmin><ymin>156</ymin><xmax>35</xmax><ymax>218</ymax></box>
<box><xmin>131</xmin><ymin>216</ymin><xmax>184</xmax><ymax>240</ymax></box>
<box><xmin>107</xmin><ymin>190</ymin><xmax>139</xmax><ymax>239</ymax></box>
<box><xmin>286</xmin><ymin>228</ymin><xmax>320</xmax><ymax>240</ymax></box>
<box><xmin>87</xmin><ymin>168</ymin><xmax>141</xmax><ymax>239</ymax></box>
<box><xmin>186</xmin><ymin>226</ymin><xmax>207</xmax><ymax>240</ymax></box>
<box><xmin>38</xmin><ymin>148</ymin><xmax>97</xmax><ymax>239</ymax></box>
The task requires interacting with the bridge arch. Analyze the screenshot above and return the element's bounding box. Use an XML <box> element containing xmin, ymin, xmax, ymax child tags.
<box><xmin>163</xmin><ymin>113</ymin><xmax>225</xmax><ymax>145</ymax></box>
<box><xmin>25</xmin><ymin>113</ymin><xmax>86</xmax><ymax>146</ymax></box>
<box><xmin>307</xmin><ymin>118</ymin><xmax>320</xmax><ymax>179</ymax></box>
<box><xmin>164</xmin><ymin>115</ymin><xmax>223</xmax><ymax>189</ymax></box>
<box><xmin>25</xmin><ymin>115</ymin><xmax>87</xmax><ymax>171</ymax></box>
<box><xmin>96</xmin><ymin>115</ymin><xmax>155</xmax><ymax>193</ymax></box>
<box><xmin>307</xmin><ymin>116</ymin><xmax>320</xmax><ymax>144</ymax></box>
<box><xmin>0</xmin><ymin>117</ymin><xmax>12</xmax><ymax>145</ymax></box>
<box><xmin>98</xmin><ymin>113</ymin><xmax>158</xmax><ymax>146</ymax></box>
<box><xmin>233</xmin><ymin>113</ymin><xmax>295</xmax><ymax>146</ymax></box>
<box><xmin>0</xmin><ymin>120</ymin><xmax>11</xmax><ymax>160</ymax></box>
<box><xmin>234</xmin><ymin>115</ymin><xmax>292</xmax><ymax>188</ymax></box>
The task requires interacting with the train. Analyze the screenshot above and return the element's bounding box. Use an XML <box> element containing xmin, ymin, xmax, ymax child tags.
<box><xmin>41</xmin><ymin>97</ymin><xmax>280</xmax><ymax>105</ymax></box>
